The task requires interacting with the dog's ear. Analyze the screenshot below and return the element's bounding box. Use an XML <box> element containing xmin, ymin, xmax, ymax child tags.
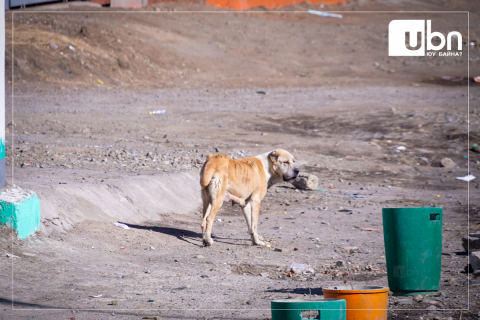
<box><xmin>269</xmin><ymin>150</ymin><xmax>278</xmax><ymax>163</ymax></box>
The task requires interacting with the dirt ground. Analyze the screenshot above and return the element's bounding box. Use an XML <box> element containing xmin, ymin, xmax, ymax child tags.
<box><xmin>1</xmin><ymin>0</ymin><xmax>480</xmax><ymax>319</ymax></box>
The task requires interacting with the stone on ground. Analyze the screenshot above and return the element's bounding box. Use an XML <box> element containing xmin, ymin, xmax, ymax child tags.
<box><xmin>291</xmin><ymin>173</ymin><xmax>319</xmax><ymax>190</ymax></box>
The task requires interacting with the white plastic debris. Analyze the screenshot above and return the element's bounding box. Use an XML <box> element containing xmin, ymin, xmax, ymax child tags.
<box><xmin>456</xmin><ymin>175</ymin><xmax>476</xmax><ymax>182</ymax></box>
<box><xmin>396</xmin><ymin>146</ymin><xmax>406</xmax><ymax>151</ymax></box>
<box><xmin>69</xmin><ymin>45</ymin><xmax>75</xmax><ymax>51</ymax></box>
<box><xmin>308</xmin><ymin>9</ymin><xmax>342</xmax><ymax>19</ymax></box>
<box><xmin>114</xmin><ymin>222</ymin><xmax>130</xmax><ymax>229</ymax></box>
<box><xmin>288</xmin><ymin>262</ymin><xmax>315</xmax><ymax>275</ymax></box>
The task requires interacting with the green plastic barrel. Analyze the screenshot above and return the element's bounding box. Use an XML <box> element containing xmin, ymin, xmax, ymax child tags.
<box><xmin>271</xmin><ymin>298</ymin><xmax>346</xmax><ymax>320</ymax></box>
<box><xmin>383</xmin><ymin>207</ymin><xmax>442</xmax><ymax>296</ymax></box>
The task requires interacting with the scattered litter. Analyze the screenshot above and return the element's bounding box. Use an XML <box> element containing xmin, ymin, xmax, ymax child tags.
<box><xmin>5</xmin><ymin>252</ymin><xmax>20</xmax><ymax>259</ymax></box>
<box><xmin>474</xmin><ymin>76</ymin><xmax>480</xmax><ymax>83</ymax></box>
<box><xmin>194</xmin><ymin>255</ymin><xmax>204</xmax><ymax>259</ymax></box>
<box><xmin>328</xmin><ymin>184</ymin><xmax>335</xmax><ymax>189</ymax></box>
<box><xmin>200</xmin><ymin>275</ymin><xmax>209</xmax><ymax>278</ymax></box>
<box><xmin>361</xmin><ymin>228</ymin><xmax>381</xmax><ymax>232</ymax></box>
<box><xmin>89</xmin><ymin>294</ymin><xmax>103</xmax><ymax>298</ymax></box>
<box><xmin>114</xmin><ymin>222</ymin><xmax>130</xmax><ymax>229</ymax></box>
<box><xmin>150</xmin><ymin>247</ymin><xmax>155</xmax><ymax>250</ymax></box>
<box><xmin>265</xmin><ymin>244</ymin><xmax>271</xmax><ymax>248</ymax></box>
<box><xmin>436</xmin><ymin>195</ymin><xmax>440</xmax><ymax>198</ymax></box>
<box><xmin>69</xmin><ymin>45</ymin><xmax>75</xmax><ymax>51</ymax></box>
<box><xmin>217</xmin><ymin>219</ymin><xmax>222</xmax><ymax>222</ymax></box>
<box><xmin>48</xmin><ymin>41</ymin><xmax>58</xmax><ymax>50</ymax></box>
<box><xmin>472</xmin><ymin>144</ymin><xmax>479</xmax><ymax>152</ymax></box>
<box><xmin>149</xmin><ymin>109</ymin><xmax>166</xmax><ymax>115</ymax></box>
<box><xmin>456</xmin><ymin>175</ymin><xmax>476</xmax><ymax>182</ymax></box>
<box><xmin>344</xmin><ymin>192</ymin><xmax>349</xmax><ymax>196</ymax></box>
<box><xmin>217</xmin><ymin>123</ymin><xmax>222</xmax><ymax>127</ymax></box>
<box><xmin>464</xmin><ymin>155</ymin><xmax>468</xmax><ymax>158</ymax></box>
<box><xmin>256</xmin><ymin>90</ymin><xmax>267</xmax><ymax>95</ymax></box>
<box><xmin>284</xmin><ymin>211</ymin><xmax>288</xmax><ymax>214</ymax></box>
<box><xmin>308</xmin><ymin>9</ymin><xmax>342</xmax><ymax>19</ymax></box>
<box><xmin>314</xmin><ymin>189</ymin><xmax>327</xmax><ymax>192</ymax></box>
<box><xmin>396</xmin><ymin>146</ymin><xmax>406</xmax><ymax>151</ymax></box>
<box><xmin>97</xmin><ymin>79</ymin><xmax>104</xmax><ymax>84</ymax></box>
<box><xmin>121</xmin><ymin>247</ymin><xmax>125</xmax><ymax>250</ymax></box>
<box><xmin>287</xmin><ymin>262</ymin><xmax>315</xmax><ymax>275</ymax></box>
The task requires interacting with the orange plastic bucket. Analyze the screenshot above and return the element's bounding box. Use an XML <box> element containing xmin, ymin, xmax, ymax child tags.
<box><xmin>322</xmin><ymin>285</ymin><xmax>389</xmax><ymax>320</ymax></box>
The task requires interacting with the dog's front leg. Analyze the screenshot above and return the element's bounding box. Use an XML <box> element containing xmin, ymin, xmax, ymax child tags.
<box><xmin>241</xmin><ymin>202</ymin><xmax>253</xmax><ymax>236</ymax></box>
<box><xmin>250</xmin><ymin>201</ymin><xmax>265</xmax><ymax>246</ymax></box>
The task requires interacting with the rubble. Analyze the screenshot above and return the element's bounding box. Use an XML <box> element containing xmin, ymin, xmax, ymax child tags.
<box><xmin>290</xmin><ymin>173</ymin><xmax>319</xmax><ymax>190</ymax></box>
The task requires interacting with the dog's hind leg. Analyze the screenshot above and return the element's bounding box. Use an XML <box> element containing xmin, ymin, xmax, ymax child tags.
<box><xmin>201</xmin><ymin>188</ymin><xmax>211</xmax><ymax>239</ymax></box>
<box><xmin>203</xmin><ymin>175</ymin><xmax>227</xmax><ymax>246</ymax></box>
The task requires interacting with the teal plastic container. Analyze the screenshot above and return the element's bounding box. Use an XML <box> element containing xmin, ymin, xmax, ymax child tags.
<box><xmin>271</xmin><ymin>298</ymin><xmax>346</xmax><ymax>320</ymax></box>
<box><xmin>383</xmin><ymin>207</ymin><xmax>442</xmax><ymax>296</ymax></box>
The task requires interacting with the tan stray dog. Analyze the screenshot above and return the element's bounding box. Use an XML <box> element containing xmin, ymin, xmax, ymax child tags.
<box><xmin>199</xmin><ymin>149</ymin><xmax>299</xmax><ymax>246</ymax></box>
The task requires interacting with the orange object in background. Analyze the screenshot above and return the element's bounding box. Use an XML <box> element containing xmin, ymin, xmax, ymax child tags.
<box><xmin>323</xmin><ymin>286</ymin><xmax>389</xmax><ymax>320</ymax></box>
<box><xmin>206</xmin><ymin>0</ymin><xmax>352</xmax><ymax>10</ymax></box>
<box><xmin>90</xmin><ymin>0</ymin><xmax>110</xmax><ymax>5</ymax></box>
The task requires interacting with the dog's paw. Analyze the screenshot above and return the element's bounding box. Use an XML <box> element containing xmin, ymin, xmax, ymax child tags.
<box><xmin>203</xmin><ymin>238</ymin><xmax>214</xmax><ymax>247</ymax></box>
<box><xmin>258</xmin><ymin>235</ymin><xmax>264</xmax><ymax>241</ymax></box>
<box><xmin>253</xmin><ymin>240</ymin><xmax>265</xmax><ymax>246</ymax></box>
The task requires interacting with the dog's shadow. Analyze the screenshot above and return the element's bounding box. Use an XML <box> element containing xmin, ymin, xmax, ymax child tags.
<box><xmin>267</xmin><ymin>287</ymin><xmax>324</xmax><ymax>296</ymax></box>
<box><xmin>120</xmin><ymin>222</ymin><xmax>250</xmax><ymax>247</ymax></box>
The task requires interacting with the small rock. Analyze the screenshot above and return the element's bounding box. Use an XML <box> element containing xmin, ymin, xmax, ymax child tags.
<box><xmin>462</xmin><ymin>232</ymin><xmax>480</xmax><ymax>252</ymax></box>
<box><xmin>445</xmin><ymin>277</ymin><xmax>457</xmax><ymax>286</ymax></box>
<box><xmin>414</xmin><ymin>294</ymin><xmax>423</xmax><ymax>302</ymax></box>
<box><xmin>473</xmin><ymin>270</ymin><xmax>480</xmax><ymax>278</ymax></box>
<box><xmin>290</xmin><ymin>173</ymin><xmax>319</xmax><ymax>190</ymax></box>
<box><xmin>111</xmin><ymin>300</ymin><xmax>119</xmax><ymax>306</ymax></box>
<box><xmin>260</xmin><ymin>272</ymin><xmax>269</xmax><ymax>277</ymax></box>
<box><xmin>194</xmin><ymin>255</ymin><xmax>205</xmax><ymax>259</ymax></box>
<box><xmin>426</xmin><ymin>305</ymin><xmax>437</xmax><ymax>311</ymax></box>
<box><xmin>440</xmin><ymin>158</ymin><xmax>457</xmax><ymax>168</ymax></box>
<box><xmin>335</xmin><ymin>261</ymin><xmax>344</xmax><ymax>267</ymax></box>
<box><xmin>397</xmin><ymin>298</ymin><xmax>413</xmax><ymax>305</ymax></box>
<box><xmin>470</xmin><ymin>251</ymin><xmax>480</xmax><ymax>271</ymax></box>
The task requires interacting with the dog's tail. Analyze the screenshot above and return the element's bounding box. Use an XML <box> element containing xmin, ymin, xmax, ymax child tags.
<box><xmin>200</xmin><ymin>154</ymin><xmax>217</xmax><ymax>189</ymax></box>
<box><xmin>200</xmin><ymin>154</ymin><xmax>229</xmax><ymax>190</ymax></box>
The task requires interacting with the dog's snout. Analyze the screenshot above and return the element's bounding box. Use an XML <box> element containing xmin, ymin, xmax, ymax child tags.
<box><xmin>293</xmin><ymin>168</ymin><xmax>299</xmax><ymax>175</ymax></box>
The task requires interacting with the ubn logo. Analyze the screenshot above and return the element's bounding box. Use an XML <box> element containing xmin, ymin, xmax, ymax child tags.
<box><xmin>388</xmin><ymin>20</ymin><xmax>462</xmax><ymax>56</ymax></box>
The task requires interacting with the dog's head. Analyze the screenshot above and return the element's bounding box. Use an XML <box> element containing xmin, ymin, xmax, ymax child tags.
<box><xmin>269</xmin><ymin>149</ymin><xmax>299</xmax><ymax>183</ymax></box>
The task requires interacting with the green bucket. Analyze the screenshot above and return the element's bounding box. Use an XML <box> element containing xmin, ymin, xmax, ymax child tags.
<box><xmin>382</xmin><ymin>207</ymin><xmax>442</xmax><ymax>296</ymax></box>
<box><xmin>271</xmin><ymin>298</ymin><xmax>346</xmax><ymax>320</ymax></box>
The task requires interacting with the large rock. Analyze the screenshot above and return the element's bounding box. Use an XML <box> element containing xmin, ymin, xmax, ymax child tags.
<box><xmin>290</xmin><ymin>173</ymin><xmax>318</xmax><ymax>190</ymax></box>
<box><xmin>470</xmin><ymin>251</ymin><xmax>480</xmax><ymax>271</ymax></box>
<box><xmin>440</xmin><ymin>158</ymin><xmax>457</xmax><ymax>168</ymax></box>
<box><xmin>463</xmin><ymin>232</ymin><xmax>480</xmax><ymax>252</ymax></box>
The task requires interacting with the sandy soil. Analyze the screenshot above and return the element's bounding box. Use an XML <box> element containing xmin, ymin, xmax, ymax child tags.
<box><xmin>1</xmin><ymin>0</ymin><xmax>480</xmax><ymax>319</ymax></box>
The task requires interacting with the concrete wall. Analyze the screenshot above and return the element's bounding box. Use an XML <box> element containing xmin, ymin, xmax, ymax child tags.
<box><xmin>36</xmin><ymin>172</ymin><xmax>202</xmax><ymax>235</ymax></box>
